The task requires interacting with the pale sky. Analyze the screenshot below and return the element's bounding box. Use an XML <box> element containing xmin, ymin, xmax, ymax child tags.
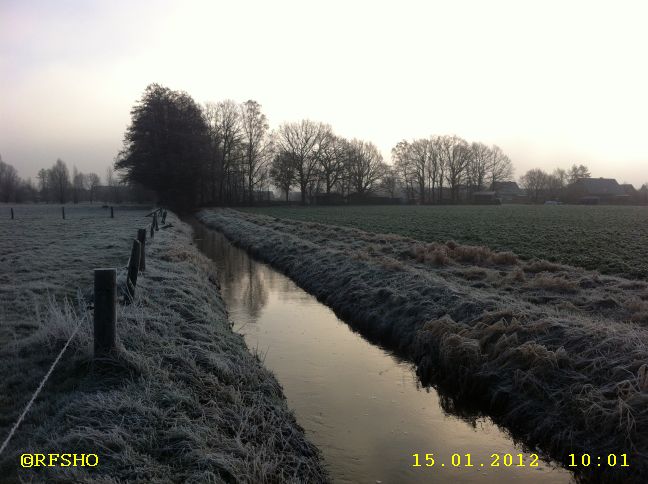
<box><xmin>1</xmin><ymin>0</ymin><xmax>647</xmax><ymax>186</ymax></box>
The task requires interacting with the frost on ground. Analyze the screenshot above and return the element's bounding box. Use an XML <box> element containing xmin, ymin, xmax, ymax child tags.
<box><xmin>199</xmin><ymin>208</ymin><xmax>648</xmax><ymax>483</ymax></box>
<box><xmin>0</xmin><ymin>206</ymin><xmax>328</xmax><ymax>483</ymax></box>
<box><xmin>0</xmin><ymin>205</ymin><xmax>153</xmax><ymax>345</ymax></box>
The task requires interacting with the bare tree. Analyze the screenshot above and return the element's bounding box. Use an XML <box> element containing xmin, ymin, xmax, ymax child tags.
<box><xmin>431</xmin><ymin>137</ymin><xmax>446</xmax><ymax>203</ymax></box>
<box><xmin>72</xmin><ymin>166</ymin><xmax>87</xmax><ymax>204</ymax></box>
<box><xmin>106</xmin><ymin>166</ymin><xmax>119</xmax><ymax>203</ymax></box>
<box><xmin>217</xmin><ymin>100</ymin><xmax>243</xmax><ymax>203</ymax></box>
<box><xmin>0</xmin><ymin>156</ymin><xmax>20</xmax><ymax>203</ymax></box>
<box><xmin>545</xmin><ymin>173</ymin><xmax>564</xmax><ymax>199</ymax></box>
<box><xmin>318</xmin><ymin>135</ymin><xmax>346</xmax><ymax>195</ymax></box>
<box><xmin>409</xmin><ymin>138</ymin><xmax>436</xmax><ymax>204</ymax></box>
<box><xmin>203</xmin><ymin>100</ymin><xmax>243</xmax><ymax>203</ymax></box>
<box><xmin>437</xmin><ymin>135</ymin><xmax>470</xmax><ymax>202</ymax></box>
<box><xmin>240</xmin><ymin>100</ymin><xmax>271</xmax><ymax>203</ymax></box>
<box><xmin>15</xmin><ymin>178</ymin><xmax>37</xmax><ymax>203</ymax></box>
<box><xmin>467</xmin><ymin>142</ymin><xmax>490</xmax><ymax>193</ymax></box>
<box><xmin>203</xmin><ymin>102</ymin><xmax>222</xmax><ymax>203</ymax></box>
<box><xmin>424</xmin><ymin>139</ymin><xmax>440</xmax><ymax>203</ymax></box>
<box><xmin>392</xmin><ymin>140</ymin><xmax>416</xmax><ymax>203</ymax></box>
<box><xmin>86</xmin><ymin>173</ymin><xmax>101</xmax><ymax>203</ymax></box>
<box><xmin>487</xmin><ymin>145</ymin><xmax>514</xmax><ymax>189</ymax></box>
<box><xmin>49</xmin><ymin>159</ymin><xmax>70</xmax><ymax>203</ymax></box>
<box><xmin>552</xmin><ymin>168</ymin><xmax>568</xmax><ymax>188</ymax></box>
<box><xmin>276</xmin><ymin>120</ymin><xmax>328</xmax><ymax>204</ymax></box>
<box><xmin>568</xmin><ymin>164</ymin><xmax>591</xmax><ymax>184</ymax></box>
<box><xmin>346</xmin><ymin>139</ymin><xmax>385</xmax><ymax>196</ymax></box>
<box><xmin>270</xmin><ymin>150</ymin><xmax>296</xmax><ymax>201</ymax></box>
<box><xmin>379</xmin><ymin>165</ymin><xmax>399</xmax><ymax>198</ymax></box>
<box><xmin>37</xmin><ymin>168</ymin><xmax>50</xmax><ymax>202</ymax></box>
<box><xmin>520</xmin><ymin>168</ymin><xmax>549</xmax><ymax>202</ymax></box>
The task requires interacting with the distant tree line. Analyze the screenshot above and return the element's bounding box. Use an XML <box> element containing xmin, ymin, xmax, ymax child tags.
<box><xmin>115</xmin><ymin>84</ymin><xmax>521</xmax><ymax>209</ymax></box>
<box><xmin>36</xmin><ymin>159</ymin><xmax>106</xmax><ymax>203</ymax></box>
<box><xmin>6</xmin><ymin>83</ymin><xmax>646</xmax><ymax>208</ymax></box>
<box><xmin>391</xmin><ymin>137</ymin><xmax>514</xmax><ymax>203</ymax></box>
<box><xmin>0</xmin><ymin>155</ymin><xmax>37</xmax><ymax>203</ymax></box>
<box><xmin>0</xmin><ymin>154</ymin><xmax>149</xmax><ymax>204</ymax></box>
<box><xmin>519</xmin><ymin>164</ymin><xmax>591</xmax><ymax>202</ymax></box>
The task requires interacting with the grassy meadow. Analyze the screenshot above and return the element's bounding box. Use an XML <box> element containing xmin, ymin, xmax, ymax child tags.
<box><xmin>0</xmin><ymin>204</ymin><xmax>149</xmax><ymax>345</ymax></box>
<box><xmin>241</xmin><ymin>204</ymin><xmax>648</xmax><ymax>279</ymax></box>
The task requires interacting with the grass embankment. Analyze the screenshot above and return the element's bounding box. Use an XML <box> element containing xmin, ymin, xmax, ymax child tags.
<box><xmin>199</xmin><ymin>208</ymin><xmax>648</xmax><ymax>484</ymax></box>
<box><xmin>240</xmin><ymin>205</ymin><xmax>648</xmax><ymax>280</ymax></box>
<box><xmin>0</xmin><ymin>207</ymin><xmax>327</xmax><ymax>483</ymax></box>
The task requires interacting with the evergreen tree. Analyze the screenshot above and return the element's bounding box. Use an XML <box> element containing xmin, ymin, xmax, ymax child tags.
<box><xmin>116</xmin><ymin>84</ymin><xmax>209</xmax><ymax>209</ymax></box>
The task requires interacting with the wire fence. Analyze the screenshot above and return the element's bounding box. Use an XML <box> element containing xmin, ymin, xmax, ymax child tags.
<box><xmin>0</xmin><ymin>207</ymin><xmax>167</xmax><ymax>458</ymax></box>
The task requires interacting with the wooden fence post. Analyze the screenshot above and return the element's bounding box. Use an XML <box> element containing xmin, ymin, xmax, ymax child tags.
<box><xmin>10</xmin><ymin>208</ymin><xmax>14</xmax><ymax>220</ymax></box>
<box><xmin>150</xmin><ymin>221</ymin><xmax>154</xmax><ymax>239</ymax></box>
<box><xmin>94</xmin><ymin>268</ymin><xmax>116</xmax><ymax>357</ymax></box>
<box><xmin>126</xmin><ymin>239</ymin><xmax>141</xmax><ymax>301</ymax></box>
<box><xmin>153</xmin><ymin>212</ymin><xmax>159</xmax><ymax>231</ymax></box>
<box><xmin>161</xmin><ymin>210</ymin><xmax>167</xmax><ymax>224</ymax></box>
<box><xmin>62</xmin><ymin>206</ymin><xmax>65</xmax><ymax>219</ymax></box>
<box><xmin>110</xmin><ymin>206</ymin><xmax>114</xmax><ymax>218</ymax></box>
<box><xmin>137</xmin><ymin>228</ymin><xmax>146</xmax><ymax>271</ymax></box>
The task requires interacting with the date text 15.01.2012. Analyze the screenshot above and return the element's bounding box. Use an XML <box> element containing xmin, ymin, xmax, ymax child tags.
<box><xmin>412</xmin><ymin>453</ymin><xmax>630</xmax><ymax>468</ymax></box>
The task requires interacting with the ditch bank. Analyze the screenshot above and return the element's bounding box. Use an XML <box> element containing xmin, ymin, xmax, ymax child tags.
<box><xmin>0</xmin><ymin>212</ymin><xmax>327</xmax><ymax>483</ymax></box>
<box><xmin>198</xmin><ymin>208</ymin><xmax>648</xmax><ymax>484</ymax></box>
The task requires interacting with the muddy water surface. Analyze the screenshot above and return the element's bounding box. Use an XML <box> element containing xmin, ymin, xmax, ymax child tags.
<box><xmin>190</xmin><ymin>221</ymin><xmax>572</xmax><ymax>484</ymax></box>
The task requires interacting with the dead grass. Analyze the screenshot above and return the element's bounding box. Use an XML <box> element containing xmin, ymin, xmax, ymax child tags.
<box><xmin>410</xmin><ymin>242</ymin><xmax>520</xmax><ymax>268</ymax></box>
<box><xmin>509</xmin><ymin>267</ymin><xmax>526</xmax><ymax>282</ymax></box>
<box><xmin>490</xmin><ymin>251</ymin><xmax>519</xmax><ymax>265</ymax></box>
<box><xmin>529</xmin><ymin>273</ymin><xmax>580</xmax><ymax>293</ymax></box>
<box><xmin>411</xmin><ymin>243</ymin><xmax>449</xmax><ymax>266</ymax></box>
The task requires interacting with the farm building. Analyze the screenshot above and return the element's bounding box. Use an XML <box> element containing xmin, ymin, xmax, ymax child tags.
<box><xmin>620</xmin><ymin>184</ymin><xmax>637</xmax><ymax>197</ymax></box>
<box><xmin>472</xmin><ymin>191</ymin><xmax>501</xmax><ymax>204</ymax></box>
<box><xmin>639</xmin><ymin>185</ymin><xmax>648</xmax><ymax>203</ymax></box>
<box><xmin>566</xmin><ymin>177</ymin><xmax>629</xmax><ymax>204</ymax></box>
<box><xmin>490</xmin><ymin>181</ymin><xmax>525</xmax><ymax>202</ymax></box>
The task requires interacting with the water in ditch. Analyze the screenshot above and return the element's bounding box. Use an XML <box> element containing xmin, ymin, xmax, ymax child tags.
<box><xmin>189</xmin><ymin>220</ymin><xmax>572</xmax><ymax>484</ymax></box>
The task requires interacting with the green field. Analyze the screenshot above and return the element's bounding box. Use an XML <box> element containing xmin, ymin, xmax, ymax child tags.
<box><xmin>241</xmin><ymin>205</ymin><xmax>648</xmax><ymax>279</ymax></box>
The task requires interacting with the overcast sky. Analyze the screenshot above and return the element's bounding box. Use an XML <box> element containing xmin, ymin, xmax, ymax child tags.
<box><xmin>1</xmin><ymin>0</ymin><xmax>647</xmax><ymax>186</ymax></box>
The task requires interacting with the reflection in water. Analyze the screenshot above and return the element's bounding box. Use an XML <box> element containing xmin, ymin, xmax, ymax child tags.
<box><xmin>190</xmin><ymin>221</ymin><xmax>572</xmax><ymax>484</ymax></box>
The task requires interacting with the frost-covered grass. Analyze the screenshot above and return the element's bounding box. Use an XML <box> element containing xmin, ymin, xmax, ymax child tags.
<box><xmin>240</xmin><ymin>204</ymin><xmax>648</xmax><ymax>279</ymax></box>
<box><xmin>0</xmin><ymin>205</ymin><xmax>327</xmax><ymax>483</ymax></box>
<box><xmin>0</xmin><ymin>204</ymin><xmax>153</xmax><ymax>345</ymax></box>
<box><xmin>200</xmin><ymin>208</ymin><xmax>648</xmax><ymax>483</ymax></box>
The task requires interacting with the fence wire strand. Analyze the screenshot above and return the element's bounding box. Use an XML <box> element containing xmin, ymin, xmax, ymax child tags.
<box><xmin>0</xmin><ymin>313</ymin><xmax>84</xmax><ymax>457</ymax></box>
